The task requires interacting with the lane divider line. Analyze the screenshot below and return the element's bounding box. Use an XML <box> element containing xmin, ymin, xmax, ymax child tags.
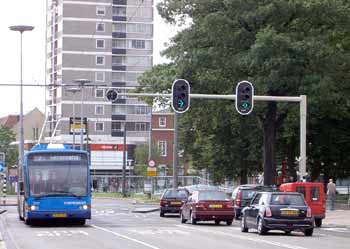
<box><xmin>91</xmin><ymin>225</ymin><xmax>161</xmax><ymax>249</ymax></box>
<box><xmin>176</xmin><ymin>225</ymin><xmax>309</xmax><ymax>249</ymax></box>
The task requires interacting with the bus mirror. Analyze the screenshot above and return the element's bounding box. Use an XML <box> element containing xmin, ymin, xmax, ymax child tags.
<box><xmin>19</xmin><ymin>182</ymin><xmax>24</xmax><ymax>195</ymax></box>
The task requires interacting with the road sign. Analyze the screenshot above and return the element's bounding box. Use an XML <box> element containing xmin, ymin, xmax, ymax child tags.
<box><xmin>235</xmin><ymin>80</ymin><xmax>254</xmax><ymax>115</ymax></box>
<box><xmin>147</xmin><ymin>159</ymin><xmax>156</xmax><ymax>168</ymax></box>
<box><xmin>147</xmin><ymin>169</ymin><xmax>157</xmax><ymax>177</ymax></box>
<box><xmin>171</xmin><ymin>79</ymin><xmax>190</xmax><ymax>113</ymax></box>
<box><xmin>106</xmin><ymin>88</ymin><xmax>118</xmax><ymax>102</ymax></box>
<box><xmin>69</xmin><ymin>117</ymin><xmax>87</xmax><ymax>134</ymax></box>
<box><xmin>0</xmin><ymin>162</ymin><xmax>5</xmax><ymax>172</ymax></box>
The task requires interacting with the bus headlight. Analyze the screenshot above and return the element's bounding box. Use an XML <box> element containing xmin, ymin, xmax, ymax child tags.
<box><xmin>30</xmin><ymin>205</ymin><xmax>37</xmax><ymax>211</ymax></box>
<box><xmin>82</xmin><ymin>205</ymin><xmax>89</xmax><ymax>210</ymax></box>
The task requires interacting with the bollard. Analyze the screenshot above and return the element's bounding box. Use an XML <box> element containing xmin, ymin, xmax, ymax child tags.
<box><xmin>2</xmin><ymin>174</ymin><xmax>6</xmax><ymax>205</ymax></box>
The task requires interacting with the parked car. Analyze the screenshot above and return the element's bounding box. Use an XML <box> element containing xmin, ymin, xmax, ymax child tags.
<box><xmin>180</xmin><ymin>190</ymin><xmax>234</xmax><ymax>225</ymax></box>
<box><xmin>280</xmin><ymin>182</ymin><xmax>325</xmax><ymax>227</ymax></box>
<box><xmin>160</xmin><ymin>189</ymin><xmax>189</xmax><ymax>217</ymax></box>
<box><xmin>241</xmin><ymin>192</ymin><xmax>314</xmax><ymax>236</ymax></box>
<box><xmin>232</xmin><ymin>184</ymin><xmax>274</xmax><ymax>220</ymax></box>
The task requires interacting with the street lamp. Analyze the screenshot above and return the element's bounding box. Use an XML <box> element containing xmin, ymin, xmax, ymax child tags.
<box><xmin>66</xmin><ymin>87</ymin><xmax>80</xmax><ymax>149</ymax></box>
<box><xmin>73</xmin><ymin>79</ymin><xmax>91</xmax><ymax>150</ymax></box>
<box><xmin>9</xmin><ymin>25</ymin><xmax>34</xmax><ymax>175</ymax></box>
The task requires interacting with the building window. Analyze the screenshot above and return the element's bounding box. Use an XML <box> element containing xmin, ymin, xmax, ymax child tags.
<box><xmin>96</xmin><ymin>23</ymin><xmax>105</xmax><ymax>32</ymax></box>
<box><xmin>112</xmin><ymin>23</ymin><xmax>126</xmax><ymax>32</ymax></box>
<box><xmin>96</xmin><ymin>6</ymin><xmax>106</xmax><ymax>16</ymax></box>
<box><xmin>95</xmin><ymin>105</ymin><xmax>104</xmax><ymax>115</ymax></box>
<box><xmin>112</xmin><ymin>39</ymin><xmax>126</xmax><ymax>48</ymax></box>
<box><xmin>96</xmin><ymin>39</ymin><xmax>105</xmax><ymax>49</ymax></box>
<box><xmin>131</xmin><ymin>40</ymin><xmax>145</xmax><ymax>49</ymax></box>
<box><xmin>135</xmin><ymin>105</ymin><xmax>146</xmax><ymax>114</ymax></box>
<box><xmin>95</xmin><ymin>72</ymin><xmax>105</xmax><ymax>82</ymax></box>
<box><xmin>158</xmin><ymin>141</ymin><xmax>167</xmax><ymax>157</ymax></box>
<box><xmin>95</xmin><ymin>122</ymin><xmax>104</xmax><ymax>132</ymax></box>
<box><xmin>112</xmin><ymin>122</ymin><xmax>122</xmax><ymax>131</ymax></box>
<box><xmin>112</xmin><ymin>56</ymin><xmax>125</xmax><ymax>65</ymax></box>
<box><xmin>113</xmin><ymin>6</ymin><xmax>126</xmax><ymax>16</ymax></box>
<box><xmin>135</xmin><ymin>123</ymin><xmax>146</xmax><ymax>131</ymax></box>
<box><xmin>32</xmin><ymin>128</ymin><xmax>39</xmax><ymax>140</ymax></box>
<box><xmin>159</xmin><ymin>117</ymin><xmax>166</xmax><ymax>127</ymax></box>
<box><xmin>112</xmin><ymin>72</ymin><xmax>126</xmax><ymax>81</ymax></box>
<box><xmin>96</xmin><ymin>56</ymin><xmax>105</xmax><ymax>65</ymax></box>
<box><xmin>95</xmin><ymin>89</ymin><xmax>104</xmax><ymax>98</ymax></box>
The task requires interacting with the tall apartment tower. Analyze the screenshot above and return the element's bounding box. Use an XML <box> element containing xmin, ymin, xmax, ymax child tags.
<box><xmin>46</xmin><ymin>0</ymin><xmax>153</xmax><ymax>174</ymax></box>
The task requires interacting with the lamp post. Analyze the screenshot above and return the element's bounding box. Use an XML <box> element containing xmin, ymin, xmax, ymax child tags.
<box><xmin>74</xmin><ymin>79</ymin><xmax>91</xmax><ymax>150</ymax></box>
<box><xmin>67</xmin><ymin>87</ymin><xmax>80</xmax><ymax>149</ymax></box>
<box><xmin>9</xmin><ymin>25</ymin><xmax>34</xmax><ymax>175</ymax></box>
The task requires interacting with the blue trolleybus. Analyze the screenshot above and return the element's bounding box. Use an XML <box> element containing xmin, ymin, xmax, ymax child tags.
<box><xmin>17</xmin><ymin>144</ymin><xmax>91</xmax><ymax>225</ymax></box>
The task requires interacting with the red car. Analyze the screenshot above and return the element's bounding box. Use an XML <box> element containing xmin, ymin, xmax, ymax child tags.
<box><xmin>180</xmin><ymin>190</ymin><xmax>234</xmax><ymax>225</ymax></box>
<box><xmin>280</xmin><ymin>182</ymin><xmax>326</xmax><ymax>227</ymax></box>
<box><xmin>160</xmin><ymin>189</ymin><xmax>189</xmax><ymax>217</ymax></box>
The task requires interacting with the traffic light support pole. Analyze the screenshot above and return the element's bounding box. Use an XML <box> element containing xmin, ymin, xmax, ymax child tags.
<box><xmin>114</xmin><ymin>92</ymin><xmax>307</xmax><ymax>181</ymax></box>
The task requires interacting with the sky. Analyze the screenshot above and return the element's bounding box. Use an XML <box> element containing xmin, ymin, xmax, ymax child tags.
<box><xmin>0</xmin><ymin>0</ymin><xmax>177</xmax><ymax>117</ymax></box>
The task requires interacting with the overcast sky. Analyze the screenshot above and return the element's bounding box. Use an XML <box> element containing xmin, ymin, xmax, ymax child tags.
<box><xmin>0</xmin><ymin>0</ymin><xmax>176</xmax><ymax>117</ymax></box>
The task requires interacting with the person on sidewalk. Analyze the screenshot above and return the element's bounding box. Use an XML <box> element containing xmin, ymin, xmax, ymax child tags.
<box><xmin>327</xmin><ymin>178</ymin><xmax>337</xmax><ymax>210</ymax></box>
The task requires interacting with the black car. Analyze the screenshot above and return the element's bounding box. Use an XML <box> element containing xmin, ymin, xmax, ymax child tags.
<box><xmin>160</xmin><ymin>189</ymin><xmax>189</xmax><ymax>217</ymax></box>
<box><xmin>232</xmin><ymin>184</ymin><xmax>274</xmax><ymax>220</ymax></box>
<box><xmin>240</xmin><ymin>192</ymin><xmax>314</xmax><ymax>236</ymax></box>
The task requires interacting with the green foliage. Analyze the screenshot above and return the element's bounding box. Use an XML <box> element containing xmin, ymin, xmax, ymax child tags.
<box><xmin>140</xmin><ymin>0</ymin><xmax>350</xmax><ymax>183</ymax></box>
<box><xmin>0</xmin><ymin>126</ymin><xmax>18</xmax><ymax>168</ymax></box>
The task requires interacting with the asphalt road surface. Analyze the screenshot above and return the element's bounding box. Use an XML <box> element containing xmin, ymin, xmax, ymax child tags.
<box><xmin>0</xmin><ymin>198</ymin><xmax>350</xmax><ymax>249</ymax></box>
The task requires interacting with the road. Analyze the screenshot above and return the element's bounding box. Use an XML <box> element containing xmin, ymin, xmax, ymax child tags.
<box><xmin>0</xmin><ymin>198</ymin><xmax>349</xmax><ymax>249</ymax></box>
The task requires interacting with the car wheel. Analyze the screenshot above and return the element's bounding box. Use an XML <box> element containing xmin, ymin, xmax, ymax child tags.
<box><xmin>304</xmin><ymin>228</ymin><xmax>314</xmax><ymax>237</ymax></box>
<box><xmin>315</xmin><ymin>218</ymin><xmax>322</xmax><ymax>227</ymax></box>
<box><xmin>160</xmin><ymin>212</ymin><xmax>165</xmax><ymax>217</ymax></box>
<box><xmin>180</xmin><ymin>211</ymin><xmax>187</xmax><ymax>224</ymax></box>
<box><xmin>257</xmin><ymin>217</ymin><xmax>267</xmax><ymax>235</ymax></box>
<box><xmin>240</xmin><ymin>215</ymin><xmax>248</xmax><ymax>232</ymax></box>
<box><xmin>285</xmin><ymin>231</ymin><xmax>291</xmax><ymax>235</ymax></box>
<box><xmin>190</xmin><ymin>212</ymin><xmax>197</xmax><ymax>225</ymax></box>
<box><xmin>215</xmin><ymin>220</ymin><xmax>220</xmax><ymax>225</ymax></box>
<box><xmin>226</xmin><ymin>219</ymin><xmax>233</xmax><ymax>226</ymax></box>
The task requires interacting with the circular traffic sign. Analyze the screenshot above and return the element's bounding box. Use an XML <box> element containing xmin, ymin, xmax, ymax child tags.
<box><xmin>147</xmin><ymin>159</ymin><xmax>156</xmax><ymax>168</ymax></box>
<box><xmin>106</xmin><ymin>88</ymin><xmax>118</xmax><ymax>102</ymax></box>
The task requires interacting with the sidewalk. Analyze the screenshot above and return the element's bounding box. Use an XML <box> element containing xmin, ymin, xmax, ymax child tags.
<box><xmin>323</xmin><ymin>209</ymin><xmax>350</xmax><ymax>227</ymax></box>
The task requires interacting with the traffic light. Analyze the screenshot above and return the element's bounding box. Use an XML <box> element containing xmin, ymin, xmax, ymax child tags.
<box><xmin>235</xmin><ymin>80</ymin><xmax>254</xmax><ymax>115</ymax></box>
<box><xmin>172</xmin><ymin>79</ymin><xmax>190</xmax><ymax>113</ymax></box>
<box><xmin>105</xmin><ymin>88</ymin><xmax>118</xmax><ymax>102</ymax></box>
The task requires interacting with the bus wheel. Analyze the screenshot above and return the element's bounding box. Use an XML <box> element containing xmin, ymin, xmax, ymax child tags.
<box><xmin>24</xmin><ymin>218</ymin><xmax>31</xmax><ymax>225</ymax></box>
<box><xmin>76</xmin><ymin>219</ymin><xmax>86</xmax><ymax>226</ymax></box>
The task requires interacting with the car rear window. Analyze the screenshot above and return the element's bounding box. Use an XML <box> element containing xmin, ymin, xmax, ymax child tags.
<box><xmin>163</xmin><ymin>190</ymin><xmax>188</xmax><ymax>199</ymax></box>
<box><xmin>242</xmin><ymin>190</ymin><xmax>258</xmax><ymax>200</ymax></box>
<box><xmin>270</xmin><ymin>194</ymin><xmax>305</xmax><ymax>206</ymax></box>
<box><xmin>199</xmin><ymin>191</ymin><xmax>226</xmax><ymax>201</ymax></box>
<box><xmin>310</xmin><ymin>187</ymin><xmax>320</xmax><ymax>201</ymax></box>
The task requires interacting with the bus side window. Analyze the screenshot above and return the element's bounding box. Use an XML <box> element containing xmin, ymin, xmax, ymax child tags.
<box><xmin>296</xmin><ymin>186</ymin><xmax>306</xmax><ymax>197</ymax></box>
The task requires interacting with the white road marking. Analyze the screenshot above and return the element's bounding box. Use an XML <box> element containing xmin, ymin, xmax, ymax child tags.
<box><xmin>91</xmin><ymin>224</ymin><xmax>161</xmax><ymax>249</ymax></box>
<box><xmin>35</xmin><ymin>230</ymin><xmax>89</xmax><ymax>237</ymax></box>
<box><xmin>128</xmin><ymin>228</ymin><xmax>190</xmax><ymax>236</ymax></box>
<box><xmin>321</xmin><ymin>228</ymin><xmax>350</xmax><ymax>233</ymax></box>
<box><xmin>178</xmin><ymin>225</ymin><xmax>309</xmax><ymax>249</ymax></box>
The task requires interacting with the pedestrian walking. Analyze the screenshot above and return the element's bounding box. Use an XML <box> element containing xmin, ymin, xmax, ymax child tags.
<box><xmin>327</xmin><ymin>178</ymin><xmax>337</xmax><ymax>210</ymax></box>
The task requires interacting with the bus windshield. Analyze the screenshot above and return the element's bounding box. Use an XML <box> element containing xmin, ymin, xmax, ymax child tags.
<box><xmin>27</xmin><ymin>153</ymin><xmax>88</xmax><ymax>197</ymax></box>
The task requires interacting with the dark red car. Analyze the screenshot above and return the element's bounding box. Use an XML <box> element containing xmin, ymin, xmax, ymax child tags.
<box><xmin>180</xmin><ymin>190</ymin><xmax>234</xmax><ymax>225</ymax></box>
<box><xmin>160</xmin><ymin>189</ymin><xmax>189</xmax><ymax>217</ymax></box>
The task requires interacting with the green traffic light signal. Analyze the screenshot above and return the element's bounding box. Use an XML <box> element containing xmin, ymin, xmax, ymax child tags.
<box><xmin>241</xmin><ymin>102</ymin><xmax>250</xmax><ymax>109</ymax></box>
<box><xmin>178</xmin><ymin>99</ymin><xmax>185</xmax><ymax>108</ymax></box>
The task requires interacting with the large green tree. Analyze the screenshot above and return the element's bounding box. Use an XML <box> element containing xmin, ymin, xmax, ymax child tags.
<box><xmin>140</xmin><ymin>0</ymin><xmax>350</xmax><ymax>184</ymax></box>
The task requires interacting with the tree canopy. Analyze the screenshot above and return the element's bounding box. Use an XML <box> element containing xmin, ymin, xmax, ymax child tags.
<box><xmin>139</xmin><ymin>0</ymin><xmax>350</xmax><ymax>184</ymax></box>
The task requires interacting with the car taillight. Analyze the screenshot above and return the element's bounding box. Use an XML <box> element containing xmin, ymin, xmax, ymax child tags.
<box><xmin>160</xmin><ymin>200</ymin><xmax>167</xmax><ymax>206</ymax></box>
<box><xmin>265</xmin><ymin>207</ymin><xmax>272</xmax><ymax>217</ymax></box>
<box><xmin>307</xmin><ymin>207</ymin><xmax>312</xmax><ymax>218</ymax></box>
<box><xmin>236</xmin><ymin>190</ymin><xmax>242</xmax><ymax>206</ymax></box>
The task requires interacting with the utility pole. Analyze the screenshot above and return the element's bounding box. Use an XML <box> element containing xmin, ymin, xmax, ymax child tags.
<box><xmin>173</xmin><ymin>113</ymin><xmax>178</xmax><ymax>190</ymax></box>
<box><xmin>122</xmin><ymin>122</ymin><xmax>127</xmax><ymax>197</ymax></box>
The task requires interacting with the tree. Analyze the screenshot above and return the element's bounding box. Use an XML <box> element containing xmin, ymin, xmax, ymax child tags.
<box><xmin>0</xmin><ymin>126</ymin><xmax>18</xmax><ymax>168</ymax></box>
<box><xmin>140</xmin><ymin>0</ymin><xmax>350</xmax><ymax>184</ymax></box>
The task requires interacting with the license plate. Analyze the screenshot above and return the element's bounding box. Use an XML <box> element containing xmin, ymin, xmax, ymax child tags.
<box><xmin>171</xmin><ymin>201</ymin><xmax>182</xmax><ymax>205</ymax></box>
<box><xmin>52</xmin><ymin>213</ymin><xmax>67</xmax><ymax>218</ymax></box>
<box><xmin>209</xmin><ymin>204</ymin><xmax>222</xmax><ymax>208</ymax></box>
<box><xmin>281</xmin><ymin>210</ymin><xmax>298</xmax><ymax>216</ymax></box>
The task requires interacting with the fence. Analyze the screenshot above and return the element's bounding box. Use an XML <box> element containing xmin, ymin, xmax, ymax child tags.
<box><xmin>91</xmin><ymin>175</ymin><xmax>208</xmax><ymax>195</ymax></box>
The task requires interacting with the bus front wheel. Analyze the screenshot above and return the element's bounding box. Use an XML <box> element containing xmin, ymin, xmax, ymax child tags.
<box><xmin>76</xmin><ymin>219</ymin><xmax>86</xmax><ymax>226</ymax></box>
